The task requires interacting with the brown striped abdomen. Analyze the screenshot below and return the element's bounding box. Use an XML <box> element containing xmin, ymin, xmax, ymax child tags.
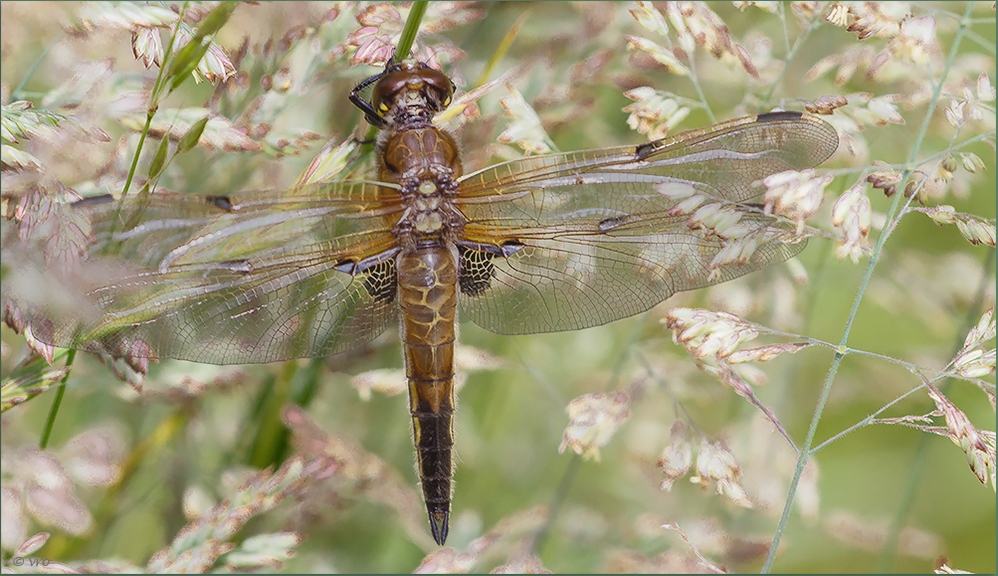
<box><xmin>397</xmin><ymin>243</ymin><xmax>458</xmax><ymax>545</ymax></box>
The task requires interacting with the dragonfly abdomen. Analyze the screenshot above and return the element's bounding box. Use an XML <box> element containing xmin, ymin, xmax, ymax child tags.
<box><xmin>397</xmin><ymin>243</ymin><xmax>459</xmax><ymax>545</ymax></box>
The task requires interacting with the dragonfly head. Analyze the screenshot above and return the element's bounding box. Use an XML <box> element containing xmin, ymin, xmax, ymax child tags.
<box><xmin>371</xmin><ymin>60</ymin><xmax>455</xmax><ymax>124</ymax></box>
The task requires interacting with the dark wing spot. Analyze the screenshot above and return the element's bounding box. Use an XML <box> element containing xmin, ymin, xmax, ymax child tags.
<box><xmin>500</xmin><ymin>240</ymin><xmax>525</xmax><ymax>258</ymax></box>
<box><xmin>334</xmin><ymin>259</ymin><xmax>358</xmax><ymax>275</ymax></box>
<box><xmin>598</xmin><ymin>215</ymin><xmax>629</xmax><ymax>232</ymax></box>
<box><xmin>362</xmin><ymin>259</ymin><xmax>397</xmax><ymax>303</ymax></box>
<box><xmin>756</xmin><ymin>110</ymin><xmax>803</xmax><ymax>123</ymax></box>
<box><xmin>457</xmin><ymin>244</ymin><xmax>495</xmax><ymax>297</ymax></box>
<box><xmin>635</xmin><ymin>141</ymin><xmax>658</xmax><ymax>160</ymax></box>
<box><xmin>71</xmin><ymin>194</ymin><xmax>115</xmax><ymax>208</ymax></box>
<box><xmin>217</xmin><ymin>259</ymin><xmax>253</xmax><ymax>274</ymax></box>
<box><xmin>738</xmin><ymin>202</ymin><xmax>766</xmax><ymax>212</ymax></box>
<box><xmin>207</xmin><ymin>195</ymin><xmax>235</xmax><ymax>211</ymax></box>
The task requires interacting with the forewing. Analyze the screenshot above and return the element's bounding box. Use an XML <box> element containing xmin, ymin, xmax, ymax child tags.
<box><xmin>2</xmin><ymin>181</ymin><xmax>404</xmax><ymax>364</ymax></box>
<box><xmin>454</xmin><ymin>112</ymin><xmax>837</xmax><ymax>334</ymax></box>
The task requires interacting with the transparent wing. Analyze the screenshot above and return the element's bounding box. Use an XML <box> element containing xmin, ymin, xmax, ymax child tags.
<box><xmin>453</xmin><ymin>112</ymin><xmax>838</xmax><ymax>334</ymax></box>
<box><xmin>2</xmin><ymin>181</ymin><xmax>405</xmax><ymax>364</ymax></box>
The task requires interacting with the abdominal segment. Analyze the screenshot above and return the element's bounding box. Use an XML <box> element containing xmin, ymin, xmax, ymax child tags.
<box><xmin>397</xmin><ymin>243</ymin><xmax>458</xmax><ymax>545</ymax></box>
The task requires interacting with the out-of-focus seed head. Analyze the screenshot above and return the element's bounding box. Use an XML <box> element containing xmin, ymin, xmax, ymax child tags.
<box><xmin>963</xmin><ymin>308</ymin><xmax>996</xmax><ymax>352</ymax></box>
<box><xmin>935</xmin><ymin>560</ymin><xmax>975</xmax><ymax>574</ymax></box>
<box><xmin>953</xmin><ymin>348</ymin><xmax>996</xmax><ymax>378</ymax></box>
<box><xmin>625</xmin><ymin>35</ymin><xmax>691</xmax><ymax>77</ymax></box>
<box><xmin>978</xmin><ymin>72</ymin><xmax>997</xmax><ymax>101</ymax></box>
<box><xmin>790</xmin><ymin>1</ymin><xmax>821</xmax><ymax>20</ymax></box>
<box><xmin>622</xmin><ymin>87</ymin><xmax>691</xmax><ymax>139</ymax></box>
<box><xmin>922</xmin><ymin>204</ymin><xmax>958</xmax><ymax>226</ymax></box>
<box><xmin>726</xmin><ymin>341</ymin><xmax>812</xmax><ymax>364</ymax></box>
<box><xmin>688</xmin><ymin>202</ymin><xmax>744</xmax><ymax>237</ymax></box>
<box><xmin>890</xmin><ymin>16</ymin><xmax>939</xmax><ymax>65</ymax></box>
<box><xmin>498</xmin><ymin>84</ymin><xmax>554</xmax><ymax>155</ymax></box>
<box><xmin>805</xmin><ymin>94</ymin><xmax>849</xmax><ymax>115</ymax></box>
<box><xmin>659</xmin><ymin>2</ymin><xmax>759</xmax><ymax>78</ymax></box>
<box><xmin>941</xmin><ymin>155</ymin><xmax>958</xmax><ymax>177</ymax></box>
<box><xmin>5</xmin><ymin>448</ymin><xmax>96</xmax><ymax>539</ymax></box>
<box><xmin>662</xmin><ymin>307</ymin><xmax>760</xmax><ymax>360</ymax></box>
<box><xmin>831</xmin><ymin>185</ymin><xmax>872</xmax><ymax>263</ymax></box>
<box><xmin>837</xmin><ymin>1</ymin><xmax>911</xmax><ymax>40</ymax></box>
<box><xmin>762</xmin><ymin>169</ymin><xmax>832</xmax><ymax>234</ymax></box>
<box><xmin>630</xmin><ymin>1</ymin><xmax>671</xmax><ymax>38</ymax></box>
<box><xmin>131</xmin><ymin>27</ymin><xmax>164</xmax><ymax>69</ymax></box>
<box><xmin>867</xmin><ymin>164</ymin><xmax>902</xmax><ymax>197</ymax></box>
<box><xmin>852</xmin><ymin>94</ymin><xmax>906</xmax><ymax>126</ymax></box>
<box><xmin>945</xmin><ymin>73</ymin><xmax>995</xmax><ymax>129</ymax></box>
<box><xmin>182</xmin><ymin>485</ymin><xmax>216</xmax><ymax>522</ymax></box>
<box><xmin>902</xmin><ymin>171</ymin><xmax>926</xmax><ymax>203</ymax></box>
<box><xmin>925</xmin><ymin>384</ymin><xmax>996</xmax><ymax>491</ymax></box>
<box><xmin>733</xmin><ymin>1</ymin><xmax>780</xmax><ymax>14</ymax></box>
<box><xmin>955</xmin><ymin>218</ymin><xmax>997</xmax><ymax>247</ymax></box>
<box><xmin>657</xmin><ymin>421</ymin><xmax>693</xmax><ymax>491</ymax></box>
<box><xmin>959</xmin><ymin>152</ymin><xmax>986</xmax><ymax>174</ymax></box>
<box><xmin>78</xmin><ymin>2</ymin><xmax>178</xmax><ymax>33</ymax></box>
<box><xmin>559</xmin><ymin>389</ymin><xmax>633</xmax><ymax>462</ymax></box>
<box><xmin>824</xmin><ymin>2</ymin><xmax>850</xmax><ymax>27</ymax></box>
<box><xmin>350</xmin><ymin>368</ymin><xmax>407</xmax><ymax>401</ymax></box>
<box><xmin>690</xmin><ymin>440</ymin><xmax>752</xmax><ymax>508</ymax></box>
<box><xmin>295</xmin><ymin>137</ymin><xmax>358</xmax><ymax>186</ymax></box>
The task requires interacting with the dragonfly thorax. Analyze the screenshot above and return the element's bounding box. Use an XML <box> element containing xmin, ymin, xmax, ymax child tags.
<box><xmin>413</xmin><ymin>190</ymin><xmax>444</xmax><ymax>234</ymax></box>
<box><xmin>364</xmin><ymin>60</ymin><xmax>466</xmax><ymax>244</ymax></box>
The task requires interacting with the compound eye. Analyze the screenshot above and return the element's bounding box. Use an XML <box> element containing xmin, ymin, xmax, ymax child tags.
<box><xmin>416</xmin><ymin>68</ymin><xmax>455</xmax><ymax>108</ymax></box>
<box><xmin>372</xmin><ymin>69</ymin><xmax>411</xmax><ymax>117</ymax></box>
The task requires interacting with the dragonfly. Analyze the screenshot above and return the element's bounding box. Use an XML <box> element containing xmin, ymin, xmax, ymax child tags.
<box><xmin>1</xmin><ymin>58</ymin><xmax>838</xmax><ymax>545</ymax></box>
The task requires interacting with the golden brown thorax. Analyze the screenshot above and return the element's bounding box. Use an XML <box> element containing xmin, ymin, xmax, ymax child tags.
<box><xmin>380</xmin><ymin>127</ymin><xmax>462</xmax><ymax>186</ymax></box>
